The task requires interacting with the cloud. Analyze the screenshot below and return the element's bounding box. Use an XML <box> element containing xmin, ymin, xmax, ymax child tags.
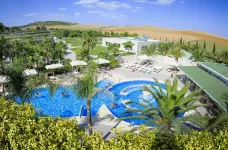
<box><xmin>97</xmin><ymin>1</ymin><xmax>131</xmax><ymax>10</ymax></box>
<box><xmin>75</xmin><ymin>12</ymin><xmax>81</xmax><ymax>16</ymax></box>
<box><xmin>135</xmin><ymin>6</ymin><xmax>142</xmax><ymax>9</ymax></box>
<box><xmin>150</xmin><ymin>0</ymin><xmax>175</xmax><ymax>5</ymax></box>
<box><xmin>135</xmin><ymin>0</ymin><xmax>148</xmax><ymax>2</ymax></box>
<box><xmin>74</xmin><ymin>0</ymin><xmax>99</xmax><ymax>5</ymax></box>
<box><xmin>24</xmin><ymin>13</ymin><xmax>38</xmax><ymax>17</ymax></box>
<box><xmin>74</xmin><ymin>0</ymin><xmax>131</xmax><ymax>10</ymax></box>
<box><xmin>88</xmin><ymin>10</ymin><xmax>127</xmax><ymax>19</ymax></box>
<box><xmin>58</xmin><ymin>8</ymin><xmax>67</xmax><ymax>11</ymax></box>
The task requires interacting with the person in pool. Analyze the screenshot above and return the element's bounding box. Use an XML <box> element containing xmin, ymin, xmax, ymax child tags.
<box><xmin>111</xmin><ymin>101</ymin><xmax>117</xmax><ymax>108</ymax></box>
<box><xmin>62</xmin><ymin>92</ymin><xmax>65</xmax><ymax>96</ymax></box>
<box><xmin>108</xmin><ymin>82</ymin><xmax>112</xmax><ymax>88</ymax></box>
<box><xmin>35</xmin><ymin>93</ymin><xmax>40</xmax><ymax>96</ymax></box>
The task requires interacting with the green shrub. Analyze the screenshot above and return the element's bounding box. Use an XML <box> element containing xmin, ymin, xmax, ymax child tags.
<box><xmin>0</xmin><ymin>97</ymin><xmax>227</xmax><ymax>149</ymax></box>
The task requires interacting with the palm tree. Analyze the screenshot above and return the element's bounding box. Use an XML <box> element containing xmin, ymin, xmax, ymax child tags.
<box><xmin>42</xmin><ymin>38</ymin><xmax>54</xmax><ymax>64</ymax></box>
<box><xmin>168</xmin><ymin>45</ymin><xmax>185</xmax><ymax>62</ymax></box>
<box><xmin>56</xmin><ymin>42</ymin><xmax>66</xmax><ymax>63</ymax></box>
<box><xmin>107</xmin><ymin>43</ymin><xmax>120</xmax><ymax>56</ymax></box>
<box><xmin>72</xmin><ymin>62</ymin><xmax>99</xmax><ymax>135</ymax></box>
<box><xmin>142</xmin><ymin>44</ymin><xmax>156</xmax><ymax>58</ymax></box>
<box><xmin>82</xmin><ymin>34</ymin><xmax>97</xmax><ymax>60</ymax></box>
<box><xmin>0</xmin><ymin>36</ymin><xmax>11</xmax><ymax>72</ymax></box>
<box><xmin>120</xmin><ymin>78</ymin><xmax>208</xmax><ymax>134</ymax></box>
<box><xmin>123</xmin><ymin>41</ymin><xmax>134</xmax><ymax>52</ymax></box>
<box><xmin>207</xmin><ymin>93</ymin><xmax>228</xmax><ymax>130</ymax></box>
<box><xmin>190</xmin><ymin>46</ymin><xmax>206</xmax><ymax>62</ymax></box>
<box><xmin>4</xmin><ymin>59</ymin><xmax>57</xmax><ymax>103</ymax></box>
<box><xmin>158</xmin><ymin>42</ymin><xmax>171</xmax><ymax>55</ymax></box>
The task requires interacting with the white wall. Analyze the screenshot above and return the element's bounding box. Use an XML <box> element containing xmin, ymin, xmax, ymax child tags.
<box><xmin>102</xmin><ymin>37</ymin><xmax>160</xmax><ymax>54</ymax></box>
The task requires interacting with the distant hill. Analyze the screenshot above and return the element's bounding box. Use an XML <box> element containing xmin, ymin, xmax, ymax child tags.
<box><xmin>22</xmin><ymin>21</ymin><xmax>78</xmax><ymax>28</ymax></box>
<box><xmin>24</xmin><ymin>22</ymin><xmax>228</xmax><ymax>52</ymax></box>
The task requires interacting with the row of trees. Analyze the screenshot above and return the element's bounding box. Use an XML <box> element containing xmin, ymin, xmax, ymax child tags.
<box><xmin>0</xmin><ymin>36</ymin><xmax>67</xmax><ymax>74</ymax></box>
<box><xmin>51</xmin><ymin>29</ymin><xmax>138</xmax><ymax>39</ymax></box>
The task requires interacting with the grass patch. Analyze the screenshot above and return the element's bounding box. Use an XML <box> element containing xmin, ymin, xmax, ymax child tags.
<box><xmin>121</xmin><ymin>52</ymin><xmax>135</xmax><ymax>56</ymax></box>
<box><xmin>65</xmin><ymin>38</ymin><xmax>82</xmax><ymax>46</ymax></box>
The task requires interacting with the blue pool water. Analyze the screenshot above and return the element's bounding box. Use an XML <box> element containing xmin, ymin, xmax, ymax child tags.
<box><xmin>16</xmin><ymin>80</ymin><xmax>167</xmax><ymax>125</ymax></box>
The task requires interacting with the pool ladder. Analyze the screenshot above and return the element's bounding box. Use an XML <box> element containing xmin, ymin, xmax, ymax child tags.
<box><xmin>79</xmin><ymin>105</ymin><xmax>83</xmax><ymax>118</ymax></box>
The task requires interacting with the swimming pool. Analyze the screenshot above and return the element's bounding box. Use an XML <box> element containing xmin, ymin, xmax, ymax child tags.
<box><xmin>16</xmin><ymin>80</ymin><xmax>166</xmax><ymax>125</ymax></box>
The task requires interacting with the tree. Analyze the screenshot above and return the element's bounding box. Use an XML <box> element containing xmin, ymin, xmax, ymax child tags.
<box><xmin>123</xmin><ymin>41</ymin><xmax>134</xmax><ymax>52</ymax></box>
<box><xmin>180</xmin><ymin>37</ymin><xmax>183</xmax><ymax>45</ymax></box>
<box><xmin>207</xmin><ymin>93</ymin><xmax>228</xmax><ymax>130</ymax></box>
<box><xmin>120</xmin><ymin>78</ymin><xmax>208</xmax><ymax>134</ymax></box>
<box><xmin>81</xmin><ymin>34</ymin><xmax>97</xmax><ymax>60</ymax></box>
<box><xmin>56</xmin><ymin>42</ymin><xmax>66</xmax><ymax>63</ymax></box>
<box><xmin>190</xmin><ymin>46</ymin><xmax>206</xmax><ymax>62</ymax></box>
<box><xmin>212</xmin><ymin>43</ymin><xmax>216</xmax><ymax>53</ymax></box>
<box><xmin>107</xmin><ymin>43</ymin><xmax>120</xmax><ymax>56</ymax></box>
<box><xmin>63</xmin><ymin>30</ymin><xmax>70</xmax><ymax>37</ymax></box>
<box><xmin>142</xmin><ymin>45</ymin><xmax>156</xmax><ymax>57</ymax></box>
<box><xmin>196</xmin><ymin>40</ymin><xmax>198</xmax><ymax>46</ymax></box>
<box><xmin>0</xmin><ymin>36</ymin><xmax>11</xmax><ymax>72</ymax></box>
<box><xmin>158</xmin><ymin>42</ymin><xmax>172</xmax><ymax>55</ymax></box>
<box><xmin>173</xmin><ymin>38</ymin><xmax>174</xmax><ymax>43</ymax></box>
<box><xmin>72</xmin><ymin>62</ymin><xmax>99</xmax><ymax>135</ymax></box>
<box><xmin>4</xmin><ymin>59</ymin><xmax>57</xmax><ymax>103</ymax></box>
<box><xmin>166</xmin><ymin>37</ymin><xmax>167</xmax><ymax>42</ymax></box>
<box><xmin>168</xmin><ymin>44</ymin><xmax>185</xmax><ymax>62</ymax></box>
<box><xmin>0</xmin><ymin>22</ymin><xmax>5</xmax><ymax>33</ymax></box>
<box><xmin>203</xmin><ymin>41</ymin><xmax>206</xmax><ymax>49</ymax></box>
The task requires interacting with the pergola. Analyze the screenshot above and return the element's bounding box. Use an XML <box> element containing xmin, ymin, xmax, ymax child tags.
<box><xmin>178</xmin><ymin>66</ymin><xmax>228</xmax><ymax>112</ymax></box>
<box><xmin>23</xmin><ymin>69</ymin><xmax>38</xmax><ymax>76</ymax></box>
<box><xmin>70</xmin><ymin>60</ymin><xmax>87</xmax><ymax>67</ymax></box>
<box><xmin>93</xmin><ymin>58</ymin><xmax>110</xmax><ymax>65</ymax></box>
<box><xmin>45</xmin><ymin>63</ymin><xmax>64</xmax><ymax>76</ymax></box>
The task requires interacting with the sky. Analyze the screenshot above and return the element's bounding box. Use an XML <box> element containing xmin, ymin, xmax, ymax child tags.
<box><xmin>0</xmin><ymin>0</ymin><xmax>227</xmax><ymax>38</ymax></box>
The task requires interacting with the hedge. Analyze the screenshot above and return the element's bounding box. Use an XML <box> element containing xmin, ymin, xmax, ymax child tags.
<box><xmin>0</xmin><ymin>97</ymin><xmax>227</xmax><ymax>149</ymax></box>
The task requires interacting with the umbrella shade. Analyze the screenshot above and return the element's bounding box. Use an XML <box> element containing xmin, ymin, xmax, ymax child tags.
<box><xmin>138</xmin><ymin>55</ymin><xmax>150</xmax><ymax>60</ymax></box>
<box><xmin>93</xmin><ymin>58</ymin><xmax>110</xmax><ymax>65</ymax></box>
<box><xmin>45</xmin><ymin>63</ymin><xmax>64</xmax><ymax>70</ymax></box>
<box><xmin>0</xmin><ymin>76</ymin><xmax>7</xmax><ymax>83</ymax></box>
<box><xmin>70</xmin><ymin>60</ymin><xmax>87</xmax><ymax>67</ymax></box>
<box><xmin>23</xmin><ymin>69</ymin><xmax>38</xmax><ymax>76</ymax></box>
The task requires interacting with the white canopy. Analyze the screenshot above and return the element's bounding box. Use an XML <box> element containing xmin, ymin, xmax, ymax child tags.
<box><xmin>93</xmin><ymin>58</ymin><xmax>110</xmax><ymax>65</ymax></box>
<box><xmin>23</xmin><ymin>69</ymin><xmax>38</xmax><ymax>76</ymax></box>
<box><xmin>0</xmin><ymin>76</ymin><xmax>7</xmax><ymax>83</ymax></box>
<box><xmin>70</xmin><ymin>60</ymin><xmax>87</xmax><ymax>67</ymax></box>
<box><xmin>45</xmin><ymin>63</ymin><xmax>64</xmax><ymax>70</ymax></box>
<box><xmin>138</xmin><ymin>55</ymin><xmax>151</xmax><ymax>60</ymax></box>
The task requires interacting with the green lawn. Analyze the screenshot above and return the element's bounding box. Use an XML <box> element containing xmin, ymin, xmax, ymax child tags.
<box><xmin>65</xmin><ymin>38</ymin><xmax>82</xmax><ymax>46</ymax></box>
<box><xmin>184</xmin><ymin>39</ymin><xmax>228</xmax><ymax>53</ymax></box>
<box><xmin>72</xmin><ymin>46</ymin><xmax>125</xmax><ymax>55</ymax></box>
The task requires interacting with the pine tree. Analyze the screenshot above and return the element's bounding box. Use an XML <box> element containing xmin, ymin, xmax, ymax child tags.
<box><xmin>188</xmin><ymin>41</ymin><xmax>190</xmax><ymax>46</ymax></box>
<box><xmin>160</xmin><ymin>37</ymin><xmax>161</xmax><ymax>41</ymax></box>
<box><xmin>196</xmin><ymin>40</ymin><xmax>198</xmax><ymax>46</ymax></box>
<box><xmin>203</xmin><ymin>41</ymin><xmax>206</xmax><ymax>49</ymax></box>
<box><xmin>173</xmin><ymin>38</ymin><xmax>174</xmax><ymax>43</ymax></box>
<box><xmin>180</xmin><ymin>37</ymin><xmax>183</xmax><ymax>45</ymax></box>
<box><xmin>166</xmin><ymin>37</ymin><xmax>167</xmax><ymax>42</ymax></box>
<box><xmin>212</xmin><ymin>43</ymin><xmax>216</xmax><ymax>53</ymax></box>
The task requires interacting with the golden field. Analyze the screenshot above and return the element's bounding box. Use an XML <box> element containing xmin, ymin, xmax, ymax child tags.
<box><xmin>29</xmin><ymin>24</ymin><xmax>228</xmax><ymax>52</ymax></box>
